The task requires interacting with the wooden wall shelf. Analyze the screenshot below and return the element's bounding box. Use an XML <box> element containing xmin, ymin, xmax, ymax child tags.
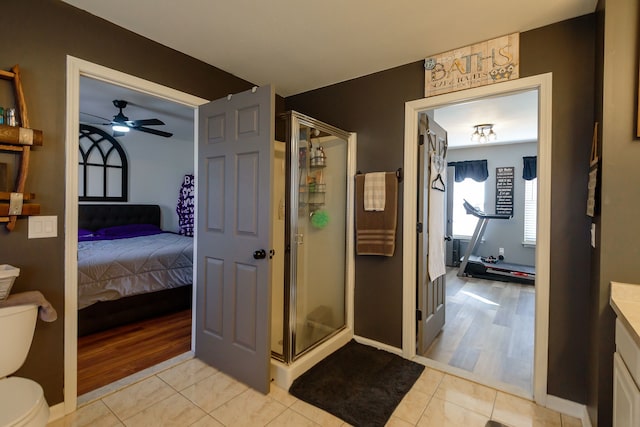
<box><xmin>0</xmin><ymin>64</ymin><xmax>42</xmax><ymax>231</ymax></box>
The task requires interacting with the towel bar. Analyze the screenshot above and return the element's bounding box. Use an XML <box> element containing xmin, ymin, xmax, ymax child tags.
<box><xmin>355</xmin><ymin>168</ymin><xmax>403</xmax><ymax>183</ymax></box>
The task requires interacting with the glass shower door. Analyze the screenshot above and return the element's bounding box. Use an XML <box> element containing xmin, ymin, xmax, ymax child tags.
<box><xmin>291</xmin><ymin>115</ymin><xmax>348</xmax><ymax>359</ymax></box>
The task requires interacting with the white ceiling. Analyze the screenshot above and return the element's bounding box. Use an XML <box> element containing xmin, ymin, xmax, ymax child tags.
<box><xmin>433</xmin><ymin>90</ymin><xmax>539</xmax><ymax>148</ymax></box>
<box><xmin>79</xmin><ymin>76</ymin><xmax>194</xmax><ymax>141</ymax></box>
<box><xmin>70</xmin><ymin>0</ymin><xmax>594</xmax><ymax>145</ymax></box>
<box><xmin>63</xmin><ymin>0</ymin><xmax>596</xmax><ymax>97</ymax></box>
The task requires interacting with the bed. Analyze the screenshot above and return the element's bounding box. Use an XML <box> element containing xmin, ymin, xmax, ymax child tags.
<box><xmin>77</xmin><ymin>204</ymin><xmax>193</xmax><ymax>336</ymax></box>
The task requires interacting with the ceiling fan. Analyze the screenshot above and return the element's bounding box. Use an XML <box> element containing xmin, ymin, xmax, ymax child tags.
<box><xmin>100</xmin><ymin>100</ymin><xmax>173</xmax><ymax>138</ymax></box>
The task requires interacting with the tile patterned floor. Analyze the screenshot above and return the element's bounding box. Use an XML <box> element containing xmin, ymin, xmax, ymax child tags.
<box><xmin>48</xmin><ymin>358</ymin><xmax>583</xmax><ymax>427</ymax></box>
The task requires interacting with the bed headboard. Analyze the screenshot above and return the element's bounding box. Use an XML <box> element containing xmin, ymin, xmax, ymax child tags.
<box><xmin>78</xmin><ymin>204</ymin><xmax>161</xmax><ymax>231</ymax></box>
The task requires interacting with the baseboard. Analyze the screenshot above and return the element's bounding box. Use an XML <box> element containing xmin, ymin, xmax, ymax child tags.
<box><xmin>353</xmin><ymin>335</ymin><xmax>403</xmax><ymax>356</ymax></box>
<box><xmin>546</xmin><ymin>394</ymin><xmax>591</xmax><ymax>426</ymax></box>
<box><xmin>580</xmin><ymin>405</ymin><xmax>593</xmax><ymax>427</ymax></box>
<box><xmin>271</xmin><ymin>329</ymin><xmax>353</xmax><ymax>389</ymax></box>
<box><xmin>48</xmin><ymin>402</ymin><xmax>65</xmax><ymax>423</ymax></box>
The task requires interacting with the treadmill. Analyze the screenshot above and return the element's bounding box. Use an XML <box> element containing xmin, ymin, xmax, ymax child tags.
<box><xmin>457</xmin><ymin>200</ymin><xmax>535</xmax><ymax>284</ymax></box>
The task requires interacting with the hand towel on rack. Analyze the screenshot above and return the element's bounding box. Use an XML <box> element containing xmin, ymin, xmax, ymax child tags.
<box><xmin>356</xmin><ymin>172</ymin><xmax>398</xmax><ymax>256</ymax></box>
<box><xmin>364</xmin><ymin>172</ymin><xmax>386</xmax><ymax>211</ymax></box>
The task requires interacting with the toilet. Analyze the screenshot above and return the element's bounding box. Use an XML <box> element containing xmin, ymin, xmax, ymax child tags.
<box><xmin>0</xmin><ymin>304</ymin><xmax>49</xmax><ymax>427</ymax></box>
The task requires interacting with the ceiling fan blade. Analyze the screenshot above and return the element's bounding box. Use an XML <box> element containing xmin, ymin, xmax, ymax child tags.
<box><xmin>128</xmin><ymin>118</ymin><xmax>165</xmax><ymax>127</ymax></box>
<box><xmin>133</xmin><ymin>126</ymin><xmax>173</xmax><ymax>138</ymax></box>
<box><xmin>81</xmin><ymin>111</ymin><xmax>112</xmax><ymax>122</ymax></box>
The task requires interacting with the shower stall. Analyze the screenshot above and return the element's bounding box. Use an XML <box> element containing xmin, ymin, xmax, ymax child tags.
<box><xmin>271</xmin><ymin>112</ymin><xmax>355</xmax><ymax>385</ymax></box>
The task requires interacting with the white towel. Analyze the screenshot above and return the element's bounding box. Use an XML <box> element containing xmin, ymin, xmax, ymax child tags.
<box><xmin>428</xmin><ymin>156</ymin><xmax>447</xmax><ymax>281</ymax></box>
<box><xmin>364</xmin><ymin>172</ymin><xmax>386</xmax><ymax>211</ymax></box>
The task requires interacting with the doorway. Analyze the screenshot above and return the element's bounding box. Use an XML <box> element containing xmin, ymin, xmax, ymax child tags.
<box><xmin>75</xmin><ymin>76</ymin><xmax>197</xmax><ymax>396</ymax></box>
<box><xmin>402</xmin><ymin>73</ymin><xmax>552</xmax><ymax>403</ymax></box>
<box><xmin>420</xmin><ymin>90</ymin><xmax>539</xmax><ymax>394</ymax></box>
<box><xmin>64</xmin><ymin>56</ymin><xmax>207</xmax><ymax>414</ymax></box>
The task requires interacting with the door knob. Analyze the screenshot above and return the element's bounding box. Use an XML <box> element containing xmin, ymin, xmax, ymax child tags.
<box><xmin>444</xmin><ymin>235</ymin><xmax>452</xmax><ymax>241</ymax></box>
<box><xmin>253</xmin><ymin>249</ymin><xmax>267</xmax><ymax>260</ymax></box>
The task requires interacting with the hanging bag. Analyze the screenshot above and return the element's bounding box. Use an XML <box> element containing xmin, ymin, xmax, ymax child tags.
<box><xmin>586</xmin><ymin>122</ymin><xmax>599</xmax><ymax>217</ymax></box>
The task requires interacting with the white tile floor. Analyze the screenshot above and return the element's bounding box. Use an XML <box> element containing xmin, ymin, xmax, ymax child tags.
<box><xmin>49</xmin><ymin>357</ymin><xmax>583</xmax><ymax>427</ymax></box>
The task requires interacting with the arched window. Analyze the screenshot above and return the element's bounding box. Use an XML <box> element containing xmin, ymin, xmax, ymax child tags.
<box><xmin>78</xmin><ymin>124</ymin><xmax>128</xmax><ymax>201</ymax></box>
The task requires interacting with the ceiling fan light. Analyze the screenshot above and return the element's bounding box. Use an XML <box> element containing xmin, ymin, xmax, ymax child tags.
<box><xmin>112</xmin><ymin>124</ymin><xmax>130</xmax><ymax>133</ymax></box>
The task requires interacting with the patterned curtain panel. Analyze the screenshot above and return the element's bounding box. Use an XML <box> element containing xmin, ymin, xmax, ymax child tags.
<box><xmin>447</xmin><ymin>159</ymin><xmax>489</xmax><ymax>182</ymax></box>
<box><xmin>523</xmin><ymin>156</ymin><xmax>537</xmax><ymax>180</ymax></box>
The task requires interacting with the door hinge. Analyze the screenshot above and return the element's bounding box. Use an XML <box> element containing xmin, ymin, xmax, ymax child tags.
<box><xmin>416</xmin><ymin>222</ymin><xmax>423</xmax><ymax>233</ymax></box>
<box><xmin>418</xmin><ymin>134</ymin><xmax>425</xmax><ymax>146</ymax></box>
<box><xmin>416</xmin><ymin>309</ymin><xmax>422</xmax><ymax>321</ymax></box>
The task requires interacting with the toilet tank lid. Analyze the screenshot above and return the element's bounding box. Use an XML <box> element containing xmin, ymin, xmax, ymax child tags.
<box><xmin>0</xmin><ymin>377</ymin><xmax>45</xmax><ymax>426</ymax></box>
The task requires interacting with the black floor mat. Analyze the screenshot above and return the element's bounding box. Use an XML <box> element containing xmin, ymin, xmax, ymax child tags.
<box><xmin>288</xmin><ymin>340</ymin><xmax>425</xmax><ymax>427</ymax></box>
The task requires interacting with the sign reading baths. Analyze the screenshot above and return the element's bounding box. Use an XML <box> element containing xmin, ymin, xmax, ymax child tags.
<box><xmin>424</xmin><ymin>33</ymin><xmax>519</xmax><ymax>97</ymax></box>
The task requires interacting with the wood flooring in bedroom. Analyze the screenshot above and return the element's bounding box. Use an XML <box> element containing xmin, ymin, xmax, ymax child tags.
<box><xmin>77</xmin><ymin>309</ymin><xmax>192</xmax><ymax>396</ymax></box>
<box><xmin>423</xmin><ymin>268</ymin><xmax>535</xmax><ymax>393</ymax></box>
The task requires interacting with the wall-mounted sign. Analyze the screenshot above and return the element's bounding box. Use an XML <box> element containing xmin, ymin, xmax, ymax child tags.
<box><xmin>496</xmin><ymin>166</ymin><xmax>514</xmax><ymax>216</ymax></box>
<box><xmin>424</xmin><ymin>33</ymin><xmax>519</xmax><ymax>98</ymax></box>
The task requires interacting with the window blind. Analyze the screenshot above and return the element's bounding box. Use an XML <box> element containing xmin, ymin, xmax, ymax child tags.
<box><xmin>524</xmin><ymin>178</ymin><xmax>537</xmax><ymax>243</ymax></box>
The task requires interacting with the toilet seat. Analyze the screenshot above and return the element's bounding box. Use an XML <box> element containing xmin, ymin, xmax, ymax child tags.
<box><xmin>0</xmin><ymin>377</ymin><xmax>49</xmax><ymax>427</ymax></box>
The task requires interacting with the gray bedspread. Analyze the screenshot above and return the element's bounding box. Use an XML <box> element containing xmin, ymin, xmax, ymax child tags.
<box><xmin>78</xmin><ymin>233</ymin><xmax>193</xmax><ymax>309</ymax></box>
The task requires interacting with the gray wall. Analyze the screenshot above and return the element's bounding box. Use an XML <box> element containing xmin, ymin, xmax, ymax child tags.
<box><xmin>287</xmin><ymin>14</ymin><xmax>595</xmax><ymax>404</ymax></box>
<box><xmin>1</xmin><ymin>0</ymin><xmax>254</xmax><ymax>405</ymax></box>
<box><xmin>447</xmin><ymin>142</ymin><xmax>537</xmax><ymax>266</ymax></box>
<box><xmin>80</xmin><ymin>130</ymin><xmax>194</xmax><ymax>232</ymax></box>
<box><xmin>121</xmin><ymin>132</ymin><xmax>194</xmax><ymax>232</ymax></box>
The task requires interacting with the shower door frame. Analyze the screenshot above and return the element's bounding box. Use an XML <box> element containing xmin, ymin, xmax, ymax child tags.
<box><xmin>278</xmin><ymin>111</ymin><xmax>356</xmax><ymax>364</ymax></box>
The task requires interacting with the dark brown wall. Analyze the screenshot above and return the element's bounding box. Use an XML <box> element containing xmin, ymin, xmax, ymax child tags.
<box><xmin>520</xmin><ymin>14</ymin><xmax>596</xmax><ymax>403</ymax></box>
<box><xmin>588</xmin><ymin>1</ymin><xmax>606</xmax><ymax>425</ymax></box>
<box><xmin>1</xmin><ymin>0</ymin><xmax>254</xmax><ymax>405</ymax></box>
<box><xmin>287</xmin><ymin>62</ymin><xmax>424</xmax><ymax>346</ymax></box>
<box><xmin>287</xmin><ymin>15</ymin><xmax>595</xmax><ymax>402</ymax></box>
<box><xmin>591</xmin><ymin>0</ymin><xmax>640</xmax><ymax>425</ymax></box>
<box><xmin>0</xmin><ymin>0</ymin><xmax>602</xmax><ymax>411</ymax></box>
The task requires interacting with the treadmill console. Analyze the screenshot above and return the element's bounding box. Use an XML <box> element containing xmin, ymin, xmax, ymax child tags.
<box><xmin>462</xmin><ymin>199</ymin><xmax>512</xmax><ymax>219</ymax></box>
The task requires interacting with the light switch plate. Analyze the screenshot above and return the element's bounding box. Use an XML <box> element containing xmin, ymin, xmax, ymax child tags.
<box><xmin>28</xmin><ymin>216</ymin><xmax>57</xmax><ymax>239</ymax></box>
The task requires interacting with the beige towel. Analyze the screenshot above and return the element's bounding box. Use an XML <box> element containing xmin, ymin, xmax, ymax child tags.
<box><xmin>364</xmin><ymin>172</ymin><xmax>386</xmax><ymax>211</ymax></box>
<box><xmin>0</xmin><ymin>291</ymin><xmax>57</xmax><ymax>322</ymax></box>
<box><xmin>356</xmin><ymin>172</ymin><xmax>398</xmax><ymax>256</ymax></box>
<box><xmin>428</xmin><ymin>155</ymin><xmax>447</xmax><ymax>281</ymax></box>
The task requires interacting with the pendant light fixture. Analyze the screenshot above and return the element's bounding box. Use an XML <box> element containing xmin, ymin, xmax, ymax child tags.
<box><xmin>471</xmin><ymin>124</ymin><xmax>496</xmax><ymax>143</ymax></box>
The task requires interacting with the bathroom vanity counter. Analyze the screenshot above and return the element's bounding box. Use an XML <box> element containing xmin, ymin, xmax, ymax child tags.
<box><xmin>610</xmin><ymin>281</ymin><xmax>640</xmax><ymax>348</ymax></box>
<box><xmin>610</xmin><ymin>281</ymin><xmax>640</xmax><ymax>427</ymax></box>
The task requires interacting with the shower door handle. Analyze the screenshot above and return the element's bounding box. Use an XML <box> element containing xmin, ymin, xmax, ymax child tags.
<box><xmin>253</xmin><ymin>249</ymin><xmax>267</xmax><ymax>260</ymax></box>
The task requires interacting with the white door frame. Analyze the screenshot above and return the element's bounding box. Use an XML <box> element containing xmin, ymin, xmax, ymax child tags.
<box><xmin>402</xmin><ymin>73</ymin><xmax>552</xmax><ymax>405</ymax></box>
<box><xmin>63</xmin><ymin>56</ymin><xmax>207</xmax><ymax>413</ymax></box>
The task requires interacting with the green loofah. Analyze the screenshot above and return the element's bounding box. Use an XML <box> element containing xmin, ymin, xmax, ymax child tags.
<box><xmin>310</xmin><ymin>209</ymin><xmax>329</xmax><ymax>229</ymax></box>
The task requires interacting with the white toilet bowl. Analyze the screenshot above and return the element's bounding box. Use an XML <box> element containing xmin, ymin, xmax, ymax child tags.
<box><xmin>0</xmin><ymin>377</ymin><xmax>49</xmax><ymax>427</ymax></box>
<box><xmin>0</xmin><ymin>304</ymin><xmax>50</xmax><ymax>427</ymax></box>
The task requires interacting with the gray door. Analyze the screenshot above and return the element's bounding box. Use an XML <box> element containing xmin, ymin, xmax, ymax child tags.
<box><xmin>195</xmin><ymin>85</ymin><xmax>275</xmax><ymax>394</ymax></box>
<box><xmin>417</xmin><ymin>115</ymin><xmax>448</xmax><ymax>355</ymax></box>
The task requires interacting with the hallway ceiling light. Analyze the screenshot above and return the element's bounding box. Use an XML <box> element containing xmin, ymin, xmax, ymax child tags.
<box><xmin>471</xmin><ymin>124</ymin><xmax>496</xmax><ymax>143</ymax></box>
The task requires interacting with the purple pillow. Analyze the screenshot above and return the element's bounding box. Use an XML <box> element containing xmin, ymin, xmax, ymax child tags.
<box><xmin>79</xmin><ymin>228</ymin><xmax>100</xmax><ymax>242</ymax></box>
<box><xmin>96</xmin><ymin>223</ymin><xmax>163</xmax><ymax>239</ymax></box>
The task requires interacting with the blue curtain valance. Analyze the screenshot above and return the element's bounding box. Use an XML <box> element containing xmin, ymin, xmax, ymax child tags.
<box><xmin>523</xmin><ymin>156</ymin><xmax>537</xmax><ymax>180</ymax></box>
<box><xmin>447</xmin><ymin>160</ymin><xmax>489</xmax><ymax>182</ymax></box>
